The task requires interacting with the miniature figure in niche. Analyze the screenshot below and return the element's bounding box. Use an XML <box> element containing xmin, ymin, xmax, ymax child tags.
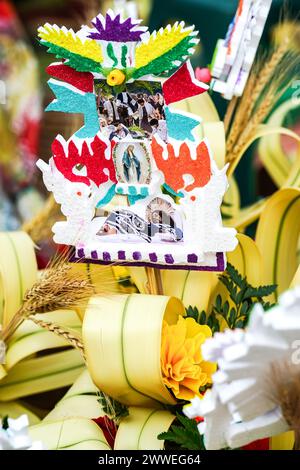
<box><xmin>122</xmin><ymin>145</ymin><xmax>141</xmax><ymax>183</ymax></box>
<box><xmin>146</xmin><ymin>197</ymin><xmax>183</xmax><ymax>243</ymax></box>
<box><xmin>96</xmin><ymin>203</ymin><xmax>183</xmax><ymax>244</ymax></box>
<box><xmin>113</xmin><ymin>140</ymin><xmax>151</xmax><ymax>185</ymax></box>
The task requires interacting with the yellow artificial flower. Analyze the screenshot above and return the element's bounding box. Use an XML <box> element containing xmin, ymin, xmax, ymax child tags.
<box><xmin>106</xmin><ymin>69</ymin><xmax>126</xmax><ymax>86</ymax></box>
<box><xmin>161</xmin><ymin>316</ymin><xmax>216</xmax><ymax>400</ymax></box>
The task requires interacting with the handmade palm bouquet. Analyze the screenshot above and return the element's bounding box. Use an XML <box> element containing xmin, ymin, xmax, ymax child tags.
<box><xmin>1</xmin><ymin>1</ymin><xmax>300</xmax><ymax>452</ymax></box>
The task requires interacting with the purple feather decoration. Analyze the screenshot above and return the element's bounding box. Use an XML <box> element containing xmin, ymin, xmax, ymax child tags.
<box><xmin>88</xmin><ymin>13</ymin><xmax>145</xmax><ymax>42</ymax></box>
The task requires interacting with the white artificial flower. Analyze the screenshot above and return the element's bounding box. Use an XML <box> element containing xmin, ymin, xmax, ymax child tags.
<box><xmin>183</xmin><ymin>288</ymin><xmax>300</xmax><ymax>449</ymax></box>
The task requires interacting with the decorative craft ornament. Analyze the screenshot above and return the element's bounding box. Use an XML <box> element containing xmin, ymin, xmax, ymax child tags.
<box><xmin>184</xmin><ymin>288</ymin><xmax>300</xmax><ymax>449</ymax></box>
<box><xmin>37</xmin><ymin>9</ymin><xmax>237</xmax><ymax>270</ymax></box>
<box><xmin>211</xmin><ymin>0</ymin><xmax>273</xmax><ymax>99</ymax></box>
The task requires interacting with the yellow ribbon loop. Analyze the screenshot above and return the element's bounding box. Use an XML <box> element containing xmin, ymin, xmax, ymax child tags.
<box><xmin>0</xmin><ymin>349</ymin><xmax>84</xmax><ymax>401</ymax></box>
<box><xmin>228</xmin><ymin>124</ymin><xmax>300</xmax><ymax>180</ymax></box>
<box><xmin>29</xmin><ymin>418</ymin><xmax>111</xmax><ymax>450</ymax></box>
<box><xmin>161</xmin><ymin>270</ymin><xmax>217</xmax><ymax>313</ymax></box>
<box><xmin>44</xmin><ymin>369</ymin><xmax>105</xmax><ymax>422</ymax></box>
<box><xmin>222</xmin><ymin>176</ymin><xmax>241</xmax><ymax>227</ymax></box>
<box><xmin>83</xmin><ymin>294</ymin><xmax>185</xmax><ymax>406</ymax></box>
<box><xmin>0</xmin><ymin>232</ymin><xmax>37</xmax><ymax>328</ymax></box>
<box><xmin>256</xmin><ymin>188</ymin><xmax>300</xmax><ymax>302</ymax></box>
<box><xmin>290</xmin><ymin>264</ymin><xmax>300</xmax><ymax>287</ymax></box>
<box><xmin>114</xmin><ymin>407</ymin><xmax>175</xmax><ymax>450</ymax></box>
<box><xmin>5</xmin><ymin>310</ymin><xmax>81</xmax><ymax>370</ymax></box>
<box><xmin>227</xmin><ymin>233</ymin><xmax>262</xmax><ymax>286</ymax></box>
<box><xmin>258</xmin><ymin>98</ymin><xmax>300</xmax><ymax>187</ymax></box>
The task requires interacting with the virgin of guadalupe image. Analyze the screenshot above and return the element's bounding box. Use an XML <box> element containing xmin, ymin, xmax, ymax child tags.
<box><xmin>122</xmin><ymin>145</ymin><xmax>141</xmax><ymax>183</ymax></box>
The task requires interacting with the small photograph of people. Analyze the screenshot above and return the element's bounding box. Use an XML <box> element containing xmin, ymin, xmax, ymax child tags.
<box><xmin>95</xmin><ymin>80</ymin><xmax>167</xmax><ymax>142</ymax></box>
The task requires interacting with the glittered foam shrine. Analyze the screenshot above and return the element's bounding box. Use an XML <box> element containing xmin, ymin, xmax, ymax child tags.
<box><xmin>37</xmin><ymin>10</ymin><xmax>237</xmax><ymax>271</ymax></box>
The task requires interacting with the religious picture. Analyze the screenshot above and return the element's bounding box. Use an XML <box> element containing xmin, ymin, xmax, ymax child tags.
<box><xmin>113</xmin><ymin>141</ymin><xmax>151</xmax><ymax>185</ymax></box>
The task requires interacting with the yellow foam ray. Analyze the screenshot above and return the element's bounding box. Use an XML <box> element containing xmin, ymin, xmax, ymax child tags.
<box><xmin>38</xmin><ymin>24</ymin><xmax>103</xmax><ymax>63</ymax></box>
<box><xmin>135</xmin><ymin>22</ymin><xmax>196</xmax><ymax>69</ymax></box>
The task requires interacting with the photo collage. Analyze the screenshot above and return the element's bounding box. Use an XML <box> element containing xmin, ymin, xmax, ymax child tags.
<box><xmin>94</xmin><ymin>80</ymin><xmax>168</xmax><ymax>143</ymax></box>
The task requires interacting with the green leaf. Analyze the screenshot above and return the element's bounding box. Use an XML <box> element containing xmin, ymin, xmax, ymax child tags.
<box><xmin>207</xmin><ymin>313</ymin><xmax>220</xmax><ymax>333</ymax></box>
<box><xmin>200</xmin><ymin>311</ymin><xmax>207</xmax><ymax>324</ymax></box>
<box><xmin>207</xmin><ymin>315</ymin><xmax>214</xmax><ymax>329</ymax></box>
<box><xmin>186</xmin><ymin>306</ymin><xmax>200</xmax><ymax>322</ymax></box>
<box><xmin>221</xmin><ymin>212</ymin><xmax>233</xmax><ymax>220</ymax></box>
<box><xmin>235</xmin><ymin>320</ymin><xmax>246</xmax><ymax>329</ymax></box>
<box><xmin>229</xmin><ymin>285</ymin><xmax>239</xmax><ymax>305</ymax></box>
<box><xmin>222</xmin><ymin>201</ymin><xmax>233</xmax><ymax>208</ymax></box>
<box><xmin>215</xmin><ymin>264</ymin><xmax>277</xmax><ymax>329</ymax></box>
<box><xmin>97</xmin><ymin>391</ymin><xmax>129</xmax><ymax>423</ymax></box>
<box><xmin>213</xmin><ymin>317</ymin><xmax>220</xmax><ymax>332</ymax></box>
<box><xmin>225</xmin><ymin>263</ymin><xmax>245</xmax><ymax>288</ymax></box>
<box><xmin>240</xmin><ymin>301</ymin><xmax>249</xmax><ymax>316</ymax></box>
<box><xmin>235</xmin><ymin>288</ymin><xmax>246</xmax><ymax>305</ymax></box>
<box><xmin>185</xmin><ymin>306</ymin><xmax>208</xmax><ymax>325</ymax></box>
<box><xmin>215</xmin><ymin>295</ymin><xmax>222</xmax><ymax>312</ymax></box>
<box><xmin>1</xmin><ymin>415</ymin><xmax>9</xmax><ymax>430</ymax></box>
<box><xmin>222</xmin><ymin>301</ymin><xmax>229</xmax><ymax>317</ymax></box>
<box><xmin>244</xmin><ymin>284</ymin><xmax>277</xmax><ymax>299</ymax></box>
<box><xmin>186</xmin><ymin>305</ymin><xmax>194</xmax><ymax>317</ymax></box>
<box><xmin>262</xmin><ymin>301</ymin><xmax>273</xmax><ymax>311</ymax></box>
<box><xmin>158</xmin><ymin>413</ymin><xmax>205</xmax><ymax>450</ymax></box>
<box><xmin>229</xmin><ymin>308</ymin><xmax>236</xmax><ymax>326</ymax></box>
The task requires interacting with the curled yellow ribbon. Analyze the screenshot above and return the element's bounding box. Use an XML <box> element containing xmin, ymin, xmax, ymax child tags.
<box><xmin>83</xmin><ymin>294</ymin><xmax>185</xmax><ymax>406</ymax></box>
<box><xmin>115</xmin><ymin>407</ymin><xmax>175</xmax><ymax>450</ymax></box>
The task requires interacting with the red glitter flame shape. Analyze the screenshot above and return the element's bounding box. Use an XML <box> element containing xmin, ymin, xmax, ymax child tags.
<box><xmin>52</xmin><ymin>135</ymin><xmax>117</xmax><ymax>187</ymax></box>
<box><xmin>151</xmin><ymin>138</ymin><xmax>212</xmax><ymax>193</ymax></box>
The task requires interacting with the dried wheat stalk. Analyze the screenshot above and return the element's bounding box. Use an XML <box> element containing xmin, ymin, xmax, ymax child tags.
<box><xmin>228</xmin><ymin>83</ymin><xmax>276</xmax><ymax>163</ymax></box>
<box><xmin>1</xmin><ymin>260</ymin><xmax>94</xmax><ymax>342</ymax></box>
<box><xmin>225</xmin><ymin>15</ymin><xmax>299</xmax><ymax>164</ymax></box>
<box><xmin>226</xmin><ymin>45</ymin><xmax>299</xmax><ymax>174</ymax></box>
<box><xmin>29</xmin><ymin>316</ymin><xmax>86</xmax><ymax>361</ymax></box>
